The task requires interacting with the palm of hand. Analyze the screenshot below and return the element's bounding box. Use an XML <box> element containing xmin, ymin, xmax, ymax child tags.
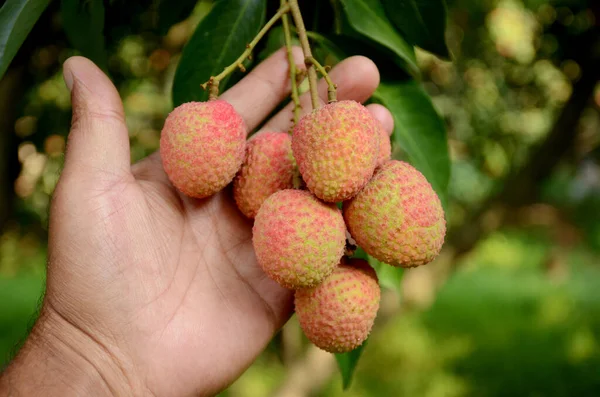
<box><xmin>46</xmin><ymin>49</ymin><xmax>388</xmax><ymax>396</ymax></box>
<box><xmin>50</xmin><ymin>154</ymin><xmax>288</xmax><ymax>396</ymax></box>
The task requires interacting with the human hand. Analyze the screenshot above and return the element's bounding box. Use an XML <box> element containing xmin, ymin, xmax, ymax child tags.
<box><xmin>0</xmin><ymin>48</ymin><xmax>393</xmax><ymax>397</ymax></box>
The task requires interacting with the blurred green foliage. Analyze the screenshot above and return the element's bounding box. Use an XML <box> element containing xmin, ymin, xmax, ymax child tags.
<box><xmin>220</xmin><ymin>230</ymin><xmax>600</xmax><ymax>397</ymax></box>
<box><xmin>0</xmin><ymin>275</ymin><xmax>44</xmax><ymax>368</ymax></box>
<box><xmin>1</xmin><ymin>0</ymin><xmax>599</xmax><ymax>395</ymax></box>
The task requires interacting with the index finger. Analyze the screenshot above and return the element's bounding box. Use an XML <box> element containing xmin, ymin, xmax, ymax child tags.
<box><xmin>220</xmin><ymin>46</ymin><xmax>304</xmax><ymax>133</ymax></box>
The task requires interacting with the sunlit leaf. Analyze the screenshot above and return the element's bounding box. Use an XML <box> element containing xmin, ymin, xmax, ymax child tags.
<box><xmin>338</xmin><ymin>0</ymin><xmax>418</xmax><ymax>76</ymax></box>
<box><xmin>172</xmin><ymin>0</ymin><xmax>266</xmax><ymax>106</ymax></box>
<box><xmin>61</xmin><ymin>0</ymin><xmax>108</xmax><ymax>70</ymax></box>
<box><xmin>0</xmin><ymin>0</ymin><xmax>51</xmax><ymax>80</ymax></box>
<box><xmin>373</xmin><ymin>79</ymin><xmax>450</xmax><ymax>210</ymax></box>
<box><xmin>335</xmin><ymin>341</ymin><xmax>367</xmax><ymax>390</ymax></box>
<box><xmin>381</xmin><ymin>0</ymin><xmax>450</xmax><ymax>58</ymax></box>
<box><xmin>352</xmin><ymin>248</ymin><xmax>403</xmax><ymax>292</ymax></box>
<box><xmin>368</xmin><ymin>256</ymin><xmax>404</xmax><ymax>292</ymax></box>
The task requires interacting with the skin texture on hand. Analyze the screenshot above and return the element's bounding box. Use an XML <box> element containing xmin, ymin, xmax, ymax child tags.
<box><xmin>0</xmin><ymin>47</ymin><xmax>394</xmax><ymax>397</ymax></box>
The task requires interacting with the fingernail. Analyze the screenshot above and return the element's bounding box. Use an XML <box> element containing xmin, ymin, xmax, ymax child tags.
<box><xmin>63</xmin><ymin>63</ymin><xmax>74</xmax><ymax>92</ymax></box>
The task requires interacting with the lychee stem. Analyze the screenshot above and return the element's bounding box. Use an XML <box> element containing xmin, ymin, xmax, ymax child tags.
<box><xmin>204</xmin><ymin>3</ymin><xmax>291</xmax><ymax>99</ymax></box>
<box><xmin>288</xmin><ymin>0</ymin><xmax>320</xmax><ymax>110</ymax></box>
<box><xmin>292</xmin><ymin>167</ymin><xmax>303</xmax><ymax>189</ymax></box>
<box><xmin>305</xmin><ymin>57</ymin><xmax>337</xmax><ymax>103</ymax></box>
<box><xmin>281</xmin><ymin>0</ymin><xmax>301</xmax><ymax>126</ymax></box>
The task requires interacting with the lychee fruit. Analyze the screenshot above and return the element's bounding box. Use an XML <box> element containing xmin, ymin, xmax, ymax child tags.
<box><xmin>233</xmin><ymin>132</ymin><xmax>295</xmax><ymax>219</ymax></box>
<box><xmin>253</xmin><ymin>189</ymin><xmax>346</xmax><ymax>289</ymax></box>
<box><xmin>344</xmin><ymin>160</ymin><xmax>446</xmax><ymax>267</ymax></box>
<box><xmin>292</xmin><ymin>100</ymin><xmax>380</xmax><ymax>202</ymax></box>
<box><xmin>376</xmin><ymin>121</ymin><xmax>392</xmax><ymax>167</ymax></box>
<box><xmin>160</xmin><ymin>100</ymin><xmax>246</xmax><ymax>198</ymax></box>
<box><xmin>295</xmin><ymin>258</ymin><xmax>380</xmax><ymax>353</ymax></box>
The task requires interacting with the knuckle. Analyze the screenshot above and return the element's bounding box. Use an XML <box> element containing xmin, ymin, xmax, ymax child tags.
<box><xmin>71</xmin><ymin>105</ymin><xmax>125</xmax><ymax>131</ymax></box>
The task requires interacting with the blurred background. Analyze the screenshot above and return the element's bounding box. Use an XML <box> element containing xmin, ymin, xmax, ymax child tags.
<box><xmin>1</xmin><ymin>0</ymin><xmax>600</xmax><ymax>396</ymax></box>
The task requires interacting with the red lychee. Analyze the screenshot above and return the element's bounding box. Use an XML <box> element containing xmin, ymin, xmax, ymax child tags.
<box><xmin>344</xmin><ymin>160</ymin><xmax>446</xmax><ymax>267</ymax></box>
<box><xmin>252</xmin><ymin>189</ymin><xmax>346</xmax><ymax>289</ymax></box>
<box><xmin>295</xmin><ymin>259</ymin><xmax>381</xmax><ymax>353</ymax></box>
<box><xmin>160</xmin><ymin>100</ymin><xmax>246</xmax><ymax>198</ymax></box>
<box><xmin>292</xmin><ymin>100</ymin><xmax>380</xmax><ymax>202</ymax></box>
<box><xmin>233</xmin><ymin>132</ymin><xmax>295</xmax><ymax>219</ymax></box>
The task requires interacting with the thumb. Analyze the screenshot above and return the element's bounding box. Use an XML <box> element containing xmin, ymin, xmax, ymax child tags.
<box><xmin>62</xmin><ymin>56</ymin><xmax>131</xmax><ymax>180</ymax></box>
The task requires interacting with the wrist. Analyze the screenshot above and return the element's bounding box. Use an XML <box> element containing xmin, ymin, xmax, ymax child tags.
<box><xmin>1</xmin><ymin>305</ymin><xmax>145</xmax><ymax>396</ymax></box>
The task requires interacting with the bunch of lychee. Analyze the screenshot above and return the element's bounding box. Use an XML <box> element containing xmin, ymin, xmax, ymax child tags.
<box><xmin>160</xmin><ymin>98</ymin><xmax>446</xmax><ymax>353</ymax></box>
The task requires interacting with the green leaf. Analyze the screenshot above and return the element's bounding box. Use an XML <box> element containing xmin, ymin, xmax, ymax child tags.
<box><xmin>306</xmin><ymin>31</ymin><xmax>347</xmax><ymax>63</ymax></box>
<box><xmin>61</xmin><ymin>0</ymin><xmax>108</xmax><ymax>71</ymax></box>
<box><xmin>0</xmin><ymin>275</ymin><xmax>44</xmax><ymax>366</ymax></box>
<box><xmin>172</xmin><ymin>0</ymin><xmax>266</xmax><ymax>106</ymax></box>
<box><xmin>0</xmin><ymin>0</ymin><xmax>51</xmax><ymax>80</ymax></box>
<box><xmin>308</xmin><ymin>31</ymin><xmax>413</xmax><ymax>81</ymax></box>
<box><xmin>352</xmin><ymin>247</ymin><xmax>404</xmax><ymax>292</ymax></box>
<box><xmin>338</xmin><ymin>0</ymin><xmax>418</xmax><ymax>76</ymax></box>
<box><xmin>266</xmin><ymin>330</ymin><xmax>285</xmax><ymax>364</ymax></box>
<box><xmin>368</xmin><ymin>256</ymin><xmax>404</xmax><ymax>292</ymax></box>
<box><xmin>373</xmin><ymin>79</ymin><xmax>450</xmax><ymax>210</ymax></box>
<box><xmin>335</xmin><ymin>342</ymin><xmax>367</xmax><ymax>389</ymax></box>
<box><xmin>157</xmin><ymin>0</ymin><xmax>198</xmax><ymax>35</ymax></box>
<box><xmin>257</xmin><ymin>25</ymin><xmax>299</xmax><ymax>62</ymax></box>
<box><xmin>352</xmin><ymin>246</ymin><xmax>369</xmax><ymax>260</ymax></box>
<box><xmin>381</xmin><ymin>0</ymin><xmax>450</xmax><ymax>58</ymax></box>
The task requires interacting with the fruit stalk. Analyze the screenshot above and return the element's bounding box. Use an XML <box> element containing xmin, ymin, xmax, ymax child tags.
<box><xmin>305</xmin><ymin>57</ymin><xmax>336</xmax><ymax>103</ymax></box>
<box><xmin>281</xmin><ymin>0</ymin><xmax>301</xmax><ymax>126</ymax></box>
<box><xmin>203</xmin><ymin>3</ymin><xmax>291</xmax><ymax>99</ymax></box>
<box><xmin>288</xmin><ymin>0</ymin><xmax>320</xmax><ymax>110</ymax></box>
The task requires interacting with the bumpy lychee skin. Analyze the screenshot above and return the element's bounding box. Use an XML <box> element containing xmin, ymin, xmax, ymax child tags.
<box><xmin>295</xmin><ymin>259</ymin><xmax>380</xmax><ymax>353</ymax></box>
<box><xmin>253</xmin><ymin>189</ymin><xmax>346</xmax><ymax>289</ymax></box>
<box><xmin>160</xmin><ymin>100</ymin><xmax>246</xmax><ymax>198</ymax></box>
<box><xmin>292</xmin><ymin>100</ymin><xmax>380</xmax><ymax>202</ymax></box>
<box><xmin>344</xmin><ymin>160</ymin><xmax>446</xmax><ymax>267</ymax></box>
<box><xmin>233</xmin><ymin>132</ymin><xmax>295</xmax><ymax>219</ymax></box>
<box><xmin>376</xmin><ymin>121</ymin><xmax>392</xmax><ymax>167</ymax></box>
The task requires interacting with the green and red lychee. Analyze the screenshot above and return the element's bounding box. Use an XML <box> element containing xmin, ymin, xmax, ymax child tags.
<box><xmin>252</xmin><ymin>189</ymin><xmax>346</xmax><ymax>289</ymax></box>
<box><xmin>160</xmin><ymin>100</ymin><xmax>246</xmax><ymax>198</ymax></box>
<box><xmin>292</xmin><ymin>100</ymin><xmax>380</xmax><ymax>202</ymax></box>
<box><xmin>233</xmin><ymin>132</ymin><xmax>295</xmax><ymax>219</ymax></box>
<box><xmin>294</xmin><ymin>258</ymin><xmax>381</xmax><ymax>353</ymax></box>
<box><xmin>344</xmin><ymin>160</ymin><xmax>446</xmax><ymax>267</ymax></box>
